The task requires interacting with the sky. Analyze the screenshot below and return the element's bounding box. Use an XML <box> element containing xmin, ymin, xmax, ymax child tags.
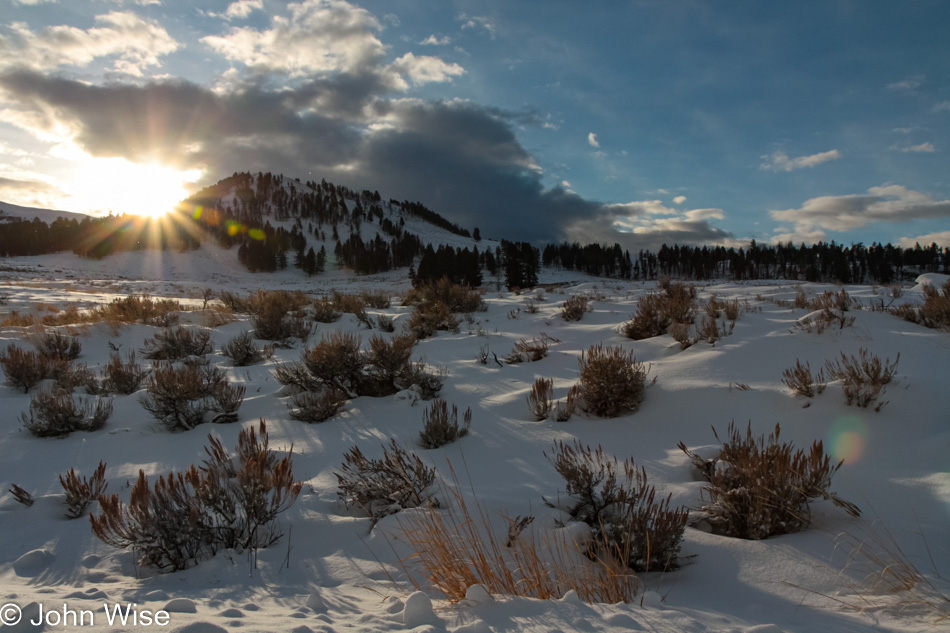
<box><xmin>0</xmin><ymin>0</ymin><xmax>949</xmax><ymax>251</ymax></box>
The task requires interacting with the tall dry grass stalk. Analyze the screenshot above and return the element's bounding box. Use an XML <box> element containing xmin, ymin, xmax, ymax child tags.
<box><xmin>395</xmin><ymin>460</ymin><xmax>640</xmax><ymax>604</ymax></box>
<box><xmin>832</xmin><ymin>519</ymin><xmax>949</xmax><ymax>622</ymax></box>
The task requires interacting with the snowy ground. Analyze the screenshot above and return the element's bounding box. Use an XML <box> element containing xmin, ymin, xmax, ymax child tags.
<box><xmin>0</xmin><ymin>251</ymin><xmax>948</xmax><ymax>633</ymax></box>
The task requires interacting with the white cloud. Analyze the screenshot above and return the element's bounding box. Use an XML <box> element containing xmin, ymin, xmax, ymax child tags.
<box><xmin>587</xmin><ymin>132</ymin><xmax>600</xmax><ymax>148</ymax></box>
<box><xmin>898</xmin><ymin>231</ymin><xmax>950</xmax><ymax>248</ymax></box>
<box><xmin>770</xmin><ymin>184</ymin><xmax>950</xmax><ymax>234</ymax></box>
<box><xmin>224</xmin><ymin>0</ymin><xmax>263</xmax><ymax>19</ymax></box>
<box><xmin>887</xmin><ymin>76</ymin><xmax>923</xmax><ymax>92</ymax></box>
<box><xmin>0</xmin><ymin>11</ymin><xmax>178</xmax><ymax>75</ymax></box>
<box><xmin>684</xmin><ymin>208</ymin><xmax>724</xmax><ymax>221</ymax></box>
<box><xmin>420</xmin><ymin>35</ymin><xmax>451</xmax><ymax>46</ymax></box>
<box><xmin>459</xmin><ymin>14</ymin><xmax>496</xmax><ymax>37</ymax></box>
<box><xmin>202</xmin><ymin>0</ymin><xmax>387</xmax><ymax>77</ymax></box>
<box><xmin>391</xmin><ymin>53</ymin><xmax>464</xmax><ymax>86</ymax></box>
<box><xmin>673</xmin><ymin>195</ymin><xmax>687</xmax><ymax>205</ymax></box>
<box><xmin>899</xmin><ymin>142</ymin><xmax>936</xmax><ymax>153</ymax></box>
<box><xmin>760</xmin><ymin>149</ymin><xmax>841</xmax><ymax>172</ymax></box>
<box><xmin>605</xmin><ymin>200</ymin><xmax>676</xmax><ymax>216</ymax></box>
<box><xmin>934</xmin><ymin>102</ymin><xmax>950</xmax><ymax>113</ymax></box>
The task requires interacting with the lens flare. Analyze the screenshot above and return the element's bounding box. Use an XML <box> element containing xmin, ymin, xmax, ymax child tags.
<box><xmin>827</xmin><ymin>415</ymin><xmax>868</xmax><ymax>464</ymax></box>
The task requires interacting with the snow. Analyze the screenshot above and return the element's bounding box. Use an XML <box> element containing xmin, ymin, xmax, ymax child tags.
<box><xmin>1</xmin><ymin>252</ymin><xmax>948</xmax><ymax>633</ymax></box>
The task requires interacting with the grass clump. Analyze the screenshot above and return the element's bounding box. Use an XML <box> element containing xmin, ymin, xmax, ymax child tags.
<box><xmin>526</xmin><ymin>377</ymin><xmax>555</xmax><ymax>421</ymax></box>
<box><xmin>60</xmin><ymin>461</ymin><xmax>107</xmax><ymax>519</ymax></box>
<box><xmin>824</xmin><ymin>348</ymin><xmax>899</xmax><ymax>409</ymax></box>
<box><xmin>419</xmin><ymin>399</ymin><xmax>471</xmax><ymax>449</ymax></box>
<box><xmin>781</xmin><ymin>359</ymin><xmax>827</xmax><ymax>398</ymax></box>
<box><xmin>575</xmin><ymin>344</ymin><xmax>647</xmax><ymax>418</ymax></box>
<box><xmin>679</xmin><ymin>422</ymin><xmax>861</xmax><ymax>540</ymax></box>
<box><xmin>546</xmin><ymin>440</ymin><xmax>688</xmax><ymax>572</ymax></box>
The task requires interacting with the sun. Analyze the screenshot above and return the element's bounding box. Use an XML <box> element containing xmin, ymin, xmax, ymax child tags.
<box><xmin>65</xmin><ymin>157</ymin><xmax>202</xmax><ymax>218</ymax></box>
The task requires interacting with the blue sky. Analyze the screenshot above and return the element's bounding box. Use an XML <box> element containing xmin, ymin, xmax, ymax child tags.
<box><xmin>1</xmin><ymin>0</ymin><xmax>948</xmax><ymax>251</ymax></box>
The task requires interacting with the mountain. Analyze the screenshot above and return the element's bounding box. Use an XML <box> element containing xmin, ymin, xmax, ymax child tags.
<box><xmin>0</xmin><ymin>200</ymin><xmax>90</xmax><ymax>224</ymax></box>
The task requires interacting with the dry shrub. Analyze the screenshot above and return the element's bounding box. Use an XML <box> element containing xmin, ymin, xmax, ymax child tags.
<box><xmin>781</xmin><ymin>359</ymin><xmax>826</xmax><ymax>397</ymax></box>
<box><xmin>311</xmin><ymin>297</ymin><xmax>342</xmax><ymax>323</ymax></box>
<box><xmin>287</xmin><ymin>388</ymin><xmax>347</xmax><ymax>423</ymax></box>
<box><xmin>94</xmin><ymin>295</ymin><xmax>182</xmax><ymax>327</ymax></box>
<box><xmin>361</xmin><ymin>289</ymin><xmax>392</xmax><ymax>309</ymax></box>
<box><xmin>9</xmin><ymin>484</ymin><xmax>34</xmax><ymax>507</ymax></box>
<box><xmin>506</xmin><ymin>336</ymin><xmax>549</xmax><ymax>363</ymax></box>
<box><xmin>365</xmin><ymin>334</ymin><xmax>414</xmax><ymax>386</ymax></box>
<box><xmin>273</xmin><ymin>360</ymin><xmax>323</xmax><ymax>394</ymax></box>
<box><xmin>669</xmin><ymin>321</ymin><xmax>694</xmax><ymax>350</ymax></box>
<box><xmin>21</xmin><ymin>389</ymin><xmax>113</xmax><ymax>437</ymax></box>
<box><xmin>250</xmin><ymin>292</ymin><xmax>311</xmax><ymax>342</ymax></box>
<box><xmin>794</xmin><ymin>286</ymin><xmax>810</xmax><ymax>309</ymax></box>
<box><xmin>546</xmin><ymin>440</ymin><xmax>688</xmax><ymax>572</ymax></box>
<box><xmin>1</xmin><ymin>345</ymin><xmax>50</xmax><ymax>393</ymax></box>
<box><xmin>30</xmin><ymin>331</ymin><xmax>81</xmax><ymax>361</ymax></box>
<box><xmin>523</xmin><ymin>298</ymin><xmax>539</xmax><ymax>314</ymax></box>
<box><xmin>99</xmin><ymin>350</ymin><xmax>150</xmax><ymax>395</ymax></box>
<box><xmin>560</xmin><ymin>295</ymin><xmax>591</xmax><ymax>321</ymax></box>
<box><xmin>419</xmin><ymin>399</ymin><xmax>471</xmax><ymax>448</ymax></box>
<box><xmin>141</xmin><ymin>327</ymin><xmax>213</xmax><ymax>361</ymax></box>
<box><xmin>679</xmin><ymin>422</ymin><xmax>860</xmax><ymax>540</ymax></box>
<box><xmin>623</xmin><ymin>281</ymin><xmax>696</xmax><ymax>340</ymax></box>
<box><xmin>376</xmin><ymin>314</ymin><xmax>395</xmax><ymax>332</ymax></box>
<box><xmin>575</xmin><ymin>344</ymin><xmax>647</xmax><ymax>418</ymax></box>
<box><xmin>554</xmin><ymin>385</ymin><xmax>578</xmax><ymax>422</ymax></box>
<box><xmin>798</xmin><ymin>289</ymin><xmax>857</xmax><ymax>332</ymax></box>
<box><xmin>920</xmin><ymin>279</ymin><xmax>950</xmax><ymax>329</ymax></box>
<box><xmin>398</xmin><ymin>473</ymin><xmax>640</xmax><ymax>604</ymax></box>
<box><xmin>407</xmin><ymin>277</ymin><xmax>484</xmax><ymax>314</ymax></box>
<box><xmin>403</xmin><ymin>359</ymin><xmax>446</xmax><ymax>400</ymax></box>
<box><xmin>91</xmin><ymin>420</ymin><xmax>301</xmax><ymax>571</ymax></box>
<box><xmin>526</xmin><ymin>377</ymin><xmax>554</xmax><ymax>421</ymax></box>
<box><xmin>140</xmin><ymin>364</ymin><xmax>245</xmax><ymax>431</ymax></box>
<box><xmin>336</xmin><ymin>440</ymin><xmax>438</xmax><ymax>522</ymax></box>
<box><xmin>60</xmin><ymin>461</ymin><xmax>107</xmax><ymax>519</ymax></box>
<box><xmin>407</xmin><ymin>301</ymin><xmax>459</xmax><ymax>339</ymax></box>
<box><xmin>302</xmin><ymin>331</ymin><xmax>365</xmax><ymax>396</ymax></box>
<box><xmin>824</xmin><ymin>348</ymin><xmax>899</xmax><ymax>408</ymax></box>
<box><xmin>221</xmin><ymin>331</ymin><xmax>274</xmax><ymax>366</ymax></box>
<box><xmin>331</xmin><ymin>291</ymin><xmax>369</xmax><ymax>324</ymax></box>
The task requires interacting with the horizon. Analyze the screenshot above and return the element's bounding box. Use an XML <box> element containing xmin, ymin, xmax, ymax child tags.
<box><xmin>1</xmin><ymin>1</ymin><xmax>949</xmax><ymax>250</ymax></box>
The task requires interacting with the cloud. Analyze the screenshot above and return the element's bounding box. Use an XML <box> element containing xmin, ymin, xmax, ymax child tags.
<box><xmin>459</xmin><ymin>14</ymin><xmax>496</xmax><ymax>37</ymax></box>
<box><xmin>223</xmin><ymin>0</ymin><xmax>263</xmax><ymax>20</ymax></box>
<box><xmin>898</xmin><ymin>231</ymin><xmax>950</xmax><ymax>248</ymax></box>
<box><xmin>201</xmin><ymin>0</ymin><xmax>387</xmax><ymax>78</ymax></box>
<box><xmin>0</xmin><ymin>176</ymin><xmax>66</xmax><ymax>208</ymax></box>
<box><xmin>391</xmin><ymin>53</ymin><xmax>464</xmax><ymax>86</ymax></box>
<box><xmin>760</xmin><ymin>149</ymin><xmax>841</xmax><ymax>172</ymax></box>
<box><xmin>898</xmin><ymin>142</ymin><xmax>936</xmax><ymax>153</ymax></box>
<box><xmin>770</xmin><ymin>185</ymin><xmax>950</xmax><ymax>235</ymax></box>
<box><xmin>887</xmin><ymin>77</ymin><xmax>923</xmax><ymax>92</ymax></box>
<box><xmin>420</xmin><ymin>35</ymin><xmax>451</xmax><ymax>46</ymax></box>
<box><xmin>684</xmin><ymin>208</ymin><xmax>724</xmax><ymax>221</ymax></box>
<box><xmin>934</xmin><ymin>102</ymin><xmax>950</xmax><ymax>113</ymax></box>
<box><xmin>0</xmin><ymin>11</ymin><xmax>179</xmax><ymax>76</ymax></box>
<box><xmin>587</xmin><ymin>132</ymin><xmax>599</xmax><ymax>148</ymax></box>
<box><xmin>673</xmin><ymin>195</ymin><xmax>686</xmax><ymax>205</ymax></box>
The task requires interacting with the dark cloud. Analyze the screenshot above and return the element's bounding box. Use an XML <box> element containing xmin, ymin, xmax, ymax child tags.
<box><xmin>0</xmin><ymin>175</ymin><xmax>65</xmax><ymax>207</ymax></box>
<box><xmin>0</xmin><ymin>69</ymin><xmax>731</xmax><ymax>249</ymax></box>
